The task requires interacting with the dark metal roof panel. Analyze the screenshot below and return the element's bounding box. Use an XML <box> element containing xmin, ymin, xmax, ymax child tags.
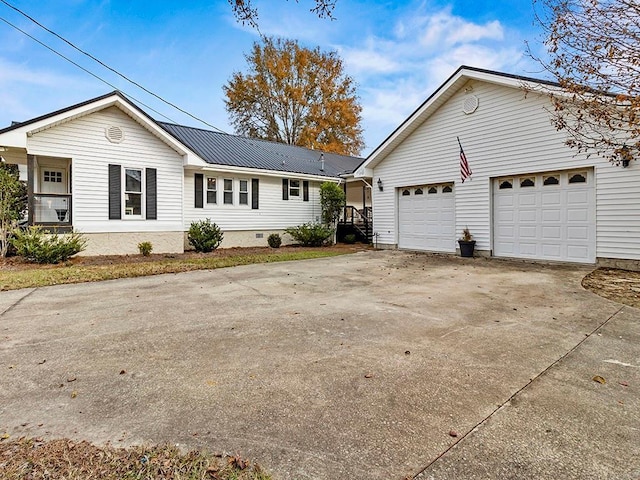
<box><xmin>159</xmin><ymin>122</ymin><xmax>363</xmax><ymax>177</ymax></box>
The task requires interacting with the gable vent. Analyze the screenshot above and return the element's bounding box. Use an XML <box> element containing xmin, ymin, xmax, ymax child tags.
<box><xmin>105</xmin><ymin>125</ymin><xmax>125</xmax><ymax>144</ymax></box>
<box><xmin>462</xmin><ymin>95</ymin><xmax>479</xmax><ymax>115</ymax></box>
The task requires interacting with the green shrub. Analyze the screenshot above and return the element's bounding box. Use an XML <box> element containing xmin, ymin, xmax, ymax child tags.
<box><xmin>267</xmin><ymin>233</ymin><xmax>282</xmax><ymax>248</ymax></box>
<box><xmin>138</xmin><ymin>241</ymin><xmax>153</xmax><ymax>256</ymax></box>
<box><xmin>188</xmin><ymin>219</ymin><xmax>224</xmax><ymax>253</ymax></box>
<box><xmin>343</xmin><ymin>233</ymin><xmax>357</xmax><ymax>244</ymax></box>
<box><xmin>284</xmin><ymin>223</ymin><xmax>333</xmax><ymax>247</ymax></box>
<box><xmin>12</xmin><ymin>227</ymin><xmax>87</xmax><ymax>264</ymax></box>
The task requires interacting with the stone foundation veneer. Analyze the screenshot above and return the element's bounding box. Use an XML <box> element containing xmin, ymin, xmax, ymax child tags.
<box><xmin>79</xmin><ymin>232</ymin><xmax>184</xmax><ymax>256</ymax></box>
<box><xmin>597</xmin><ymin>257</ymin><xmax>640</xmax><ymax>272</ymax></box>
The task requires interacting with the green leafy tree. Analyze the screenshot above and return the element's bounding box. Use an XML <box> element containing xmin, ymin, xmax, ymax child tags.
<box><xmin>320</xmin><ymin>181</ymin><xmax>345</xmax><ymax>244</ymax></box>
<box><xmin>532</xmin><ymin>0</ymin><xmax>640</xmax><ymax>165</ymax></box>
<box><xmin>224</xmin><ymin>37</ymin><xmax>364</xmax><ymax>156</ymax></box>
<box><xmin>0</xmin><ymin>163</ymin><xmax>27</xmax><ymax>257</ymax></box>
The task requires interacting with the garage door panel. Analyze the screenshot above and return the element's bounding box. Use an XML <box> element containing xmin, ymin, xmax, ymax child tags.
<box><xmin>493</xmin><ymin>170</ymin><xmax>595</xmax><ymax>263</ymax></box>
<box><xmin>542</xmin><ymin>209</ymin><xmax>561</xmax><ymax>222</ymax></box>
<box><xmin>398</xmin><ymin>184</ymin><xmax>455</xmax><ymax>252</ymax></box>
<box><xmin>542</xmin><ymin>226</ymin><xmax>561</xmax><ymax>240</ymax></box>
<box><xmin>541</xmin><ymin>191</ymin><xmax>561</xmax><ymax>205</ymax></box>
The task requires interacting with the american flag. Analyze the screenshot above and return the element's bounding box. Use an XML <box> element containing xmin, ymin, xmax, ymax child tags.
<box><xmin>458</xmin><ymin>137</ymin><xmax>472</xmax><ymax>183</ymax></box>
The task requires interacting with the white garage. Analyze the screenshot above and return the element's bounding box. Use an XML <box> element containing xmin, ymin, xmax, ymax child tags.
<box><xmin>398</xmin><ymin>183</ymin><xmax>455</xmax><ymax>252</ymax></box>
<box><xmin>493</xmin><ymin>169</ymin><xmax>596</xmax><ymax>263</ymax></box>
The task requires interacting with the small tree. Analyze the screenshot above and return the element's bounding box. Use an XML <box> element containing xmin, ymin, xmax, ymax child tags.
<box><xmin>320</xmin><ymin>181</ymin><xmax>345</xmax><ymax>244</ymax></box>
<box><xmin>0</xmin><ymin>163</ymin><xmax>27</xmax><ymax>257</ymax></box>
<box><xmin>531</xmin><ymin>0</ymin><xmax>640</xmax><ymax>165</ymax></box>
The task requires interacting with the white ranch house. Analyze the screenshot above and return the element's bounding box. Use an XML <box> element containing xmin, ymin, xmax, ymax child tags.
<box><xmin>0</xmin><ymin>92</ymin><xmax>370</xmax><ymax>255</ymax></box>
<box><xmin>356</xmin><ymin>66</ymin><xmax>640</xmax><ymax>271</ymax></box>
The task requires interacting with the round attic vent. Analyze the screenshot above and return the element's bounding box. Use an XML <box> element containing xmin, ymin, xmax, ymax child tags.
<box><xmin>105</xmin><ymin>125</ymin><xmax>125</xmax><ymax>144</ymax></box>
<box><xmin>462</xmin><ymin>95</ymin><xmax>479</xmax><ymax>115</ymax></box>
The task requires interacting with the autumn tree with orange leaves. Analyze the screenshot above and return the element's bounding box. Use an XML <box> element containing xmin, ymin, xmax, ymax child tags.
<box><xmin>224</xmin><ymin>37</ymin><xmax>364</xmax><ymax>156</ymax></box>
<box><xmin>533</xmin><ymin>0</ymin><xmax>640</xmax><ymax>166</ymax></box>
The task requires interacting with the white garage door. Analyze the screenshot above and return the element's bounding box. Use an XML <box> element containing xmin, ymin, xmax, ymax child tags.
<box><xmin>398</xmin><ymin>183</ymin><xmax>455</xmax><ymax>252</ymax></box>
<box><xmin>493</xmin><ymin>169</ymin><xmax>595</xmax><ymax>263</ymax></box>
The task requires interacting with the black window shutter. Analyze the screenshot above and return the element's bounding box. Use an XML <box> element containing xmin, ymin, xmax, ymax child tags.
<box><xmin>194</xmin><ymin>173</ymin><xmax>204</xmax><ymax>208</ymax></box>
<box><xmin>282</xmin><ymin>178</ymin><xmax>289</xmax><ymax>200</ymax></box>
<box><xmin>251</xmin><ymin>178</ymin><xmax>259</xmax><ymax>209</ymax></box>
<box><xmin>303</xmin><ymin>180</ymin><xmax>309</xmax><ymax>202</ymax></box>
<box><xmin>108</xmin><ymin>164</ymin><xmax>121</xmax><ymax>220</ymax></box>
<box><xmin>145</xmin><ymin>168</ymin><xmax>157</xmax><ymax>220</ymax></box>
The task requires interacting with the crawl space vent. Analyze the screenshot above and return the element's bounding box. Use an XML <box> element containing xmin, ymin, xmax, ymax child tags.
<box><xmin>105</xmin><ymin>125</ymin><xmax>125</xmax><ymax>144</ymax></box>
<box><xmin>462</xmin><ymin>95</ymin><xmax>479</xmax><ymax>115</ymax></box>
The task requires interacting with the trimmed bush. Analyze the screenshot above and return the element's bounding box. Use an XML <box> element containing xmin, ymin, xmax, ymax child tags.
<box><xmin>267</xmin><ymin>233</ymin><xmax>282</xmax><ymax>248</ymax></box>
<box><xmin>284</xmin><ymin>223</ymin><xmax>333</xmax><ymax>247</ymax></box>
<box><xmin>138</xmin><ymin>241</ymin><xmax>153</xmax><ymax>256</ymax></box>
<box><xmin>343</xmin><ymin>233</ymin><xmax>357</xmax><ymax>244</ymax></box>
<box><xmin>188</xmin><ymin>219</ymin><xmax>224</xmax><ymax>253</ymax></box>
<box><xmin>12</xmin><ymin>227</ymin><xmax>86</xmax><ymax>264</ymax></box>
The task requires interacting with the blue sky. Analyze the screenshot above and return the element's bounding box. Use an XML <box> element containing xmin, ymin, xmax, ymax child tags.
<box><xmin>0</xmin><ymin>0</ymin><xmax>550</xmax><ymax>155</ymax></box>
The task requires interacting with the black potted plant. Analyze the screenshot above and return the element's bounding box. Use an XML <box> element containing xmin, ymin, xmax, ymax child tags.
<box><xmin>458</xmin><ymin>227</ymin><xmax>476</xmax><ymax>258</ymax></box>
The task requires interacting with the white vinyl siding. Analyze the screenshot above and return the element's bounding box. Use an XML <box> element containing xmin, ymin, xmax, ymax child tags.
<box><xmin>371</xmin><ymin>79</ymin><xmax>640</xmax><ymax>261</ymax></box>
<box><xmin>28</xmin><ymin>106</ymin><xmax>184</xmax><ymax>233</ymax></box>
<box><xmin>184</xmin><ymin>171</ymin><xmax>322</xmax><ymax>230</ymax></box>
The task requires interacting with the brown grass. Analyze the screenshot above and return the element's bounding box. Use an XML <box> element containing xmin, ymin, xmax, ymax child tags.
<box><xmin>0</xmin><ymin>437</ymin><xmax>271</xmax><ymax>479</ymax></box>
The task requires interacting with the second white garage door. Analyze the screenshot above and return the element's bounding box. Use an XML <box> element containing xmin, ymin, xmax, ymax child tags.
<box><xmin>493</xmin><ymin>169</ymin><xmax>595</xmax><ymax>263</ymax></box>
<box><xmin>398</xmin><ymin>183</ymin><xmax>455</xmax><ymax>252</ymax></box>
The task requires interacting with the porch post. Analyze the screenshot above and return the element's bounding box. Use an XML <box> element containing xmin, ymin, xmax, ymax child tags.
<box><xmin>362</xmin><ymin>181</ymin><xmax>366</xmax><ymax>209</ymax></box>
<box><xmin>27</xmin><ymin>154</ymin><xmax>34</xmax><ymax>225</ymax></box>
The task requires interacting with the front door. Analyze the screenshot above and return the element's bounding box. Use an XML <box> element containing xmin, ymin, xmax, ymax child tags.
<box><xmin>40</xmin><ymin>167</ymin><xmax>67</xmax><ymax>194</ymax></box>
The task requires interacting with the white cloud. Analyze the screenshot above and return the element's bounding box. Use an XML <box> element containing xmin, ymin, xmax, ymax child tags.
<box><xmin>334</xmin><ymin>4</ymin><xmax>532</xmax><ymax>153</ymax></box>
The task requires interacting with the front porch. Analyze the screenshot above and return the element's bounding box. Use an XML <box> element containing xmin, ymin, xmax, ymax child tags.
<box><xmin>337</xmin><ymin>177</ymin><xmax>373</xmax><ymax>243</ymax></box>
<box><xmin>1</xmin><ymin>148</ymin><xmax>73</xmax><ymax>230</ymax></box>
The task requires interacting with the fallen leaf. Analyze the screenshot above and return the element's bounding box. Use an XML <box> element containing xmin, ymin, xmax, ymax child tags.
<box><xmin>405</xmin><ymin>350</ymin><xmax>411</xmax><ymax>355</ymax></box>
<box><xmin>593</xmin><ymin>375</ymin><xmax>606</xmax><ymax>384</ymax></box>
<box><xmin>38</xmin><ymin>359</ymin><xmax>46</xmax><ymax>365</ymax></box>
<box><xmin>619</xmin><ymin>381</ymin><xmax>629</xmax><ymax>387</ymax></box>
<box><xmin>0</xmin><ymin>433</ymin><xmax>9</xmax><ymax>440</ymax></box>
<box><xmin>364</xmin><ymin>373</ymin><xmax>374</xmax><ymax>378</ymax></box>
<box><xmin>119</xmin><ymin>370</ymin><xmax>126</xmax><ymax>375</ymax></box>
<box><xmin>71</xmin><ymin>391</ymin><xmax>78</xmax><ymax>398</ymax></box>
<box><xmin>449</xmin><ymin>430</ymin><xmax>458</xmax><ymax>437</ymax></box>
<box><xmin>67</xmin><ymin>377</ymin><xmax>77</xmax><ymax>383</ymax></box>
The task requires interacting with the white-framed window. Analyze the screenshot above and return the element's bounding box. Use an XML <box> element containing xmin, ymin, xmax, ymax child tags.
<box><xmin>207</xmin><ymin>177</ymin><xmax>217</xmax><ymax>204</ymax></box>
<box><xmin>289</xmin><ymin>179</ymin><xmax>300</xmax><ymax>197</ymax></box>
<box><xmin>239</xmin><ymin>179</ymin><xmax>249</xmax><ymax>205</ymax></box>
<box><xmin>124</xmin><ymin>168</ymin><xmax>143</xmax><ymax>217</ymax></box>
<box><xmin>223</xmin><ymin>178</ymin><xmax>233</xmax><ymax>205</ymax></box>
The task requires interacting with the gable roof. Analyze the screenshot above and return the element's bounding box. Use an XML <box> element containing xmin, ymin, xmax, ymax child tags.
<box><xmin>159</xmin><ymin>122</ymin><xmax>363</xmax><ymax>177</ymax></box>
<box><xmin>356</xmin><ymin>66</ymin><xmax>560</xmax><ymax>173</ymax></box>
<box><xmin>0</xmin><ymin>90</ymin><xmax>363</xmax><ymax>179</ymax></box>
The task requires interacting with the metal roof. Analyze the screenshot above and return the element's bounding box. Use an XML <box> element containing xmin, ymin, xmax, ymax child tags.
<box><xmin>159</xmin><ymin>122</ymin><xmax>363</xmax><ymax>177</ymax></box>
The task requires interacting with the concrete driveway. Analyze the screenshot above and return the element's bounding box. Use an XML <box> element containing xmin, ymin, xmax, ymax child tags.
<box><xmin>0</xmin><ymin>251</ymin><xmax>638</xmax><ymax>479</ymax></box>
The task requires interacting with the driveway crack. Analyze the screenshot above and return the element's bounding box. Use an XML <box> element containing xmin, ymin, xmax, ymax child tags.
<box><xmin>413</xmin><ymin>305</ymin><xmax>627</xmax><ymax>479</ymax></box>
<box><xmin>0</xmin><ymin>288</ymin><xmax>37</xmax><ymax>318</ymax></box>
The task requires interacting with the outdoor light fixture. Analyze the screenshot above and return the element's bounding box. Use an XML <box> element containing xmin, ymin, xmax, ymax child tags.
<box><xmin>377</xmin><ymin>178</ymin><xmax>383</xmax><ymax>191</ymax></box>
<box><xmin>620</xmin><ymin>145</ymin><xmax>632</xmax><ymax>168</ymax></box>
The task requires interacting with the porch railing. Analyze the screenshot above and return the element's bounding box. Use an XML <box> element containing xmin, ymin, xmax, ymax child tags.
<box><xmin>339</xmin><ymin>205</ymin><xmax>372</xmax><ymax>242</ymax></box>
<box><xmin>33</xmin><ymin>194</ymin><xmax>72</xmax><ymax>226</ymax></box>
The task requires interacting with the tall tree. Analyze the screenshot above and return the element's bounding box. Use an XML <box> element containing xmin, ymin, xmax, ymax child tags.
<box><xmin>229</xmin><ymin>0</ymin><xmax>336</xmax><ymax>29</ymax></box>
<box><xmin>532</xmin><ymin>0</ymin><xmax>640</xmax><ymax>165</ymax></box>
<box><xmin>224</xmin><ymin>37</ymin><xmax>364</xmax><ymax>156</ymax></box>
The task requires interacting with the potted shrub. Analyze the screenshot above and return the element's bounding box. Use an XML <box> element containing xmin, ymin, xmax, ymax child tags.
<box><xmin>458</xmin><ymin>227</ymin><xmax>476</xmax><ymax>258</ymax></box>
